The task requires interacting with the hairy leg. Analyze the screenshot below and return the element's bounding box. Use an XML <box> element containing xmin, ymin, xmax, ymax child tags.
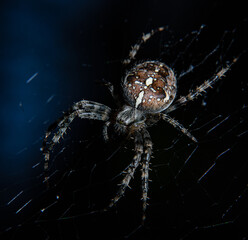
<box><xmin>161</xmin><ymin>113</ymin><xmax>197</xmax><ymax>142</ymax></box>
<box><xmin>103</xmin><ymin>121</ymin><xmax>110</xmax><ymax>142</ymax></box>
<box><xmin>166</xmin><ymin>56</ymin><xmax>240</xmax><ymax>113</ymax></box>
<box><xmin>123</xmin><ymin>27</ymin><xmax>165</xmax><ymax>65</ymax></box>
<box><xmin>107</xmin><ymin>131</ymin><xmax>143</xmax><ymax>208</ymax></box>
<box><xmin>140</xmin><ymin>129</ymin><xmax>153</xmax><ymax>223</ymax></box>
<box><xmin>42</xmin><ymin>100</ymin><xmax>111</xmax><ymax>180</ymax></box>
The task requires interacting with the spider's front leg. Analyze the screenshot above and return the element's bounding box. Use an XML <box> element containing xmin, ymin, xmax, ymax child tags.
<box><xmin>107</xmin><ymin>131</ymin><xmax>143</xmax><ymax>208</ymax></box>
<box><xmin>42</xmin><ymin>100</ymin><xmax>111</xmax><ymax>181</ymax></box>
<box><xmin>140</xmin><ymin>129</ymin><xmax>153</xmax><ymax>223</ymax></box>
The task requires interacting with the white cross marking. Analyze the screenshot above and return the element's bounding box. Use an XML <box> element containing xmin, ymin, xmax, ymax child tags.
<box><xmin>145</xmin><ymin>77</ymin><xmax>153</xmax><ymax>86</ymax></box>
<box><xmin>135</xmin><ymin>91</ymin><xmax>144</xmax><ymax>108</ymax></box>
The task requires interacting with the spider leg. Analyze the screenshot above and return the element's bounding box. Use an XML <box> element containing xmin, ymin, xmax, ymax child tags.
<box><xmin>161</xmin><ymin>113</ymin><xmax>197</xmax><ymax>143</ymax></box>
<box><xmin>103</xmin><ymin>121</ymin><xmax>110</xmax><ymax>142</ymax></box>
<box><xmin>100</xmin><ymin>79</ymin><xmax>121</xmax><ymax>106</ymax></box>
<box><xmin>107</xmin><ymin>131</ymin><xmax>143</xmax><ymax>209</ymax></box>
<box><xmin>42</xmin><ymin>100</ymin><xmax>111</xmax><ymax>180</ymax></box>
<box><xmin>140</xmin><ymin>129</ymin><xmax>152</xmax><ymax>223</ymax></box>
<box><xmin>166</xmin><ymin>56</ymin><xmax>239</xmax><ymax>113</ymax></box>
<box><xmin>123</xmin><ymin>26</ymin><xmax>165</xmax><ymax>65</ymax></box>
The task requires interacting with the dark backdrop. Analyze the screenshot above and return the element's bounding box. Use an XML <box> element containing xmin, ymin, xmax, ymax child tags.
<box><xmin>0</xmin><ymin>0</ymin><xmax>248</xmax><ymax>239</ymax></box>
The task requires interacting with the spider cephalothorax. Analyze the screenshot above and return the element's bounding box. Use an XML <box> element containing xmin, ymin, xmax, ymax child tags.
<box><xmin>42</xmin><ymin>27</ymin><xmax>237</xmax><ymax>223</ymax></box>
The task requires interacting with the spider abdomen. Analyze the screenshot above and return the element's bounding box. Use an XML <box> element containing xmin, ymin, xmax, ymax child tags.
<box><xmin>123</xmin><ymin>61</ymin><xmax>177</xmax><ymax>113</ymax></box>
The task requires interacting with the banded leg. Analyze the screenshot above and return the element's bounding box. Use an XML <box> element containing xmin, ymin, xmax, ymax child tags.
<box><xmin>107</xmin><ymin>131</ymin><xmax>143</xmax><ymax>208</ymax></box>
<box><xmin>123</xmin><ymin>26</ymin><xmax>165</xmax><ymax>65</ymax></box>
<box><xmin>43</xmin><ymin>100</ymin><xmax>111</xmax><ymax>146</ymax></box>
<box><xmin>166</xmin><ymin>56</ymin><xmax>239</xmax><ymax>113</ymax></box>
<box><xmin>42</xmin><ymin>100</ymin><xmax>111</xmax><ymax>180</ymax></box>
<box><xmin>103</xmin><ymin>121</ymin><xmax>110</xmax><ymax>142</ymax></box>
<box><xmin>141</xmin><ymin>129</ymin><xmax>153</xmax><ymax>223</ymax></box>
<box><xmin>161</xmin><ymin>113</ymin><xmax>197</xmax><ymax>142</ymax></box>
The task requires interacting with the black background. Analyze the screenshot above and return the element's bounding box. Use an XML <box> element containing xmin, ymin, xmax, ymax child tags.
<box><xmin>1</xmin><ymin>0</ymin><xmax>248</xmax><ymax>239</ymax></box>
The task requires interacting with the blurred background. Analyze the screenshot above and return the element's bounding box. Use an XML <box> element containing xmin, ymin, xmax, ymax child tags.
<box><xmin>0</xmin><ymin>0</ymin><xmax>248</xmax><ymax>239</ymax></box>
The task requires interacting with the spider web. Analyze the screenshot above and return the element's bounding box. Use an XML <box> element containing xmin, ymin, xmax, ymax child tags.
<box><xmin>1</xmin><ymin>1</ymin><xmax>248</xmax><ymax>240</ymax></box>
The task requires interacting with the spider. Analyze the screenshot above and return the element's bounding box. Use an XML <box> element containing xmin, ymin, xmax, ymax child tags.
<box><xmin>42</xmin><ymin>26</ymin><xmax>238</xmax><ymax>223</ymax></box>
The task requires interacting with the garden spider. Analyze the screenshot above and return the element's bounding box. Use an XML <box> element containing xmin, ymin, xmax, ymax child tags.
<box><xmin>42</xmin><ymin>26</ymin><xmax>238</xmax><ymax>223</ymax></box>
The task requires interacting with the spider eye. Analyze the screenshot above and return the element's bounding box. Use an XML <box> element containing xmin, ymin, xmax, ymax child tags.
<box><xmin>118</xmin><ymin>119</ymin><xmax>125</xmax><ymax>125</ymax></box>
<box><xmin>123</xmin><ymin>61</ymin><xmax>177</xmax><ymax>113</ymax></box>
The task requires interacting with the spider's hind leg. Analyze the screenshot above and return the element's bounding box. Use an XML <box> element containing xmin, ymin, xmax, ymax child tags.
<box><xmin>107</xmin><ymin>131</ymin><xmax>143</xmax><ymax>209</ymax></box>
<box><xmin>123</xmin><ymin>26</ymin><xmax>165</xmax><ymax>65</ymax></box>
